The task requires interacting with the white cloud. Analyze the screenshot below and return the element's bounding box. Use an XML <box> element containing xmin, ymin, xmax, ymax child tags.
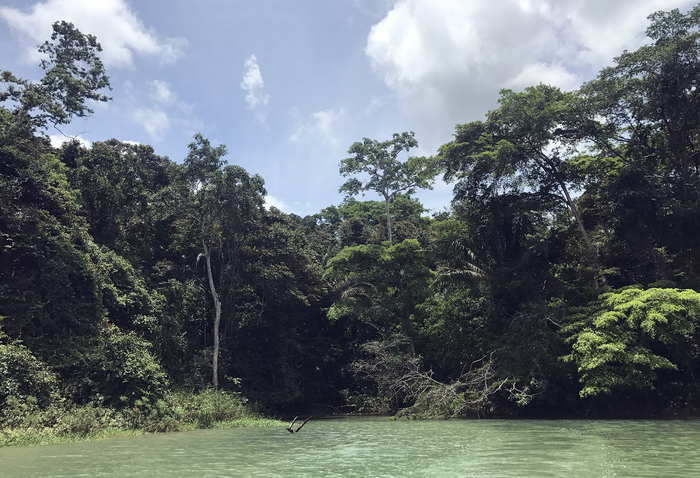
<box><xmin>311</xmin><ymin>110</ymin><xmax>340</xmax><ymax>142</ymax></box>
<box><xmin>366</xmin><ymin>96</ymin><xmax>388</xmax><ymax>115</ymax></box>
<box><xmin>264</xmin><ymin>195</ymin><xmax>291</xmax><ymax>213</ymax></box>
<box><xmin>366</xmin><ymin>0</ymin><xmax>697</xmax><ymax>149</ymax></box>
<box><xmin>241</xmin><ymin>54</ymin><xmax>270</xmax><ymax>124</ymax></box>
<box><xmin>0</xmin><ymin>0</ymin><xmax>187</xmax><ymax>68</ymax></box>
<box><xmin>48</xmin><ymin>134</ymin><xmax>90</xmax><ymax>148</ymax></box>
<box><xmin>503</xmin><ymin>63</ymin><xmax>581</xmax><ymax>91</ymax></box>
<box><xmin>289</xmin><ymin>108</ymin><xmax>344</xmax><ymax>145</ymax></box>
<box><xmin>173</xmin><ymin>116</ymin><xmax>206</xmax><ymax>139</ymax></box>
<box><xmin>132</xmin><ymin>107</ymin><xmax>170</xmax><ymax>139</ymax></box>
<box><xmin>145</xmin><ymin>79</ymin><xmax>194</xmax><ymax>113</ymax></box>
<box><xmin>127</xmin><ymin>80</ymin><xmax>202</xmax><ymax>140</ymax></box>
<box><xmin>147</xmin><ymin>80</ymin><xmax>177</xmax><ymax>105</ymax></box>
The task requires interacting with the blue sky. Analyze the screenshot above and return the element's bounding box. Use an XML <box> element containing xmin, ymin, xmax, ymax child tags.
<box><xmin>1</xmin><ymin>0</ymin><xmax>696</xmax><ymax>216</ymax></box>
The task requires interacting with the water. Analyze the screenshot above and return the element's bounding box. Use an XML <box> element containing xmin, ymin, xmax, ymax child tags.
<box><xmin>2</xmin><ymin>417</ymin><xmax>699</xmax><ymax>477</ymax></box>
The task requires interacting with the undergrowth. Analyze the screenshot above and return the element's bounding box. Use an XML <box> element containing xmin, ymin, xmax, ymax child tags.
<box><xmin>0</xmin><ymin>390</ymin><xmax>285</xmax><ymax>447</ymax></box>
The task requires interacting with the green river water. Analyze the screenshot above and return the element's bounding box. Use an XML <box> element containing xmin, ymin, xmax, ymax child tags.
<box><xmin>1</xmin><ymin>417</ymin><xmax>699</xmax><ymax>477</ymax></box>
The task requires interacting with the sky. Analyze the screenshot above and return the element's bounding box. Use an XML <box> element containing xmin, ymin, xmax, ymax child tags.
<box><xmin>1</xmin><ymin>0</ymin><xmax>697</xmax><ymax>216</ymax></box>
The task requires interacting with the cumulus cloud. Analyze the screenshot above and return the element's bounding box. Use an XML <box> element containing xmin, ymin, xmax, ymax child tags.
<box><xmin>366</xmin><ymin>95</ymin><xmax>390</xmax><ymax>115</ymax></box>
<box><xmin>0</xmin><ymin>0</ymin><xmax>187</xmax><ymax>67</ymax></box>
<box><xmin>241</xmin><ymin>54</ymin><xmax>270</xmax><ymax>124</ymax></box>
<box><xmin>503</xmin><ymin>63</ymin><xmax>581</xmax><ymax>91</ymax></box>
<box><xmin>366</xmin><ymin>0</ymin><xmax>697</xmax><ymax>149</ymax></box>
<box><xmin>48</xmin><ymin>134</ymin><xmax>90</xmax><ymax>148</ymax></box>
<box><xmin>127</xmin><ymin>80</ymin><xmax>203</xmax><ymax>140</ymax></box>
<box><xmin>264</xmin><ymin>195</ymin><xmax>291</xmax><ymax>213</ymax></box>
<box><xmin>289</xmin><ymin>108</ymin><xmax>344</xmax><ymax>145</ymax></box>
<box><xmin>132</xmin><ymin>107</ymin><xmax>170</xmax><ymax>139</ymax></box>
<box><xmin>147</xmin><ymin>80</ymin><xmax>177</xmax><ymax>105</ymax></box>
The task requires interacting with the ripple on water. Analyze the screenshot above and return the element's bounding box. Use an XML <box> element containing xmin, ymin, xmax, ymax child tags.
<box><xmin>1</xmin><ymin>418</ymin><xmax>700</xmax><ymax>478</ymax></box>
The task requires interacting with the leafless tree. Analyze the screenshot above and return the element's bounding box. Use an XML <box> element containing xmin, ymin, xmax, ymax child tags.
<box><xmin>351</xmin><ymin>335</ymin><xmax>537</xmax><ymax>418</ymax></box>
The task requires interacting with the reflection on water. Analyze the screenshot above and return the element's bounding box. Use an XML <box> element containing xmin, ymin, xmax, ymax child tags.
<box><xmin>2</xmin><ymin>417</ymin><xmax>700</xmax><ymax>477</ymax></box>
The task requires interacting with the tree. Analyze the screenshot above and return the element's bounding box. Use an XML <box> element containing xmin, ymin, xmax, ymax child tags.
<box><xmin>178</xmin><ymin>134</ymin><xmax>265</xmax><ymax>389</ymax></box>
<box><xmin>0</xmin><ymin>112</ymin><xmax>171</xmax><ymax>403</ymax></box>
<box><xmin>0</xmin><ymin>123</ymin><xmax>104</xmax><ymax>360</ymax></box>
<box><xmin>64</xmin><ymin>139</ymin><xmax>172</xmax><ymax>265</ymax></box>
<box><xmin>576</xmin><ymin>5</ymin><xmax>700</xmax><ymax>289</ymax></box>
<box><xmin>324</xmin><ymin>239</ymin><xmax>434</xmax><ymax>356</ymax></box>
<box><xmin>226</xmin><ymin>208</ymin><xmax>328</xmax><ymax>406</ymax></box>
<box><xmin>439</xmin><ymin>85</ymin><xmax>606</xmax><ymax>286</ymax></box>
<box><xmin>579</xmin><ymin>6</ymin><xmax>700</xmax><ymax>193</ymax></box>
<box><xmin>0</xmin><ymin>326</ymin><xmax>59</xmax><ymax>408</ymax></box>
<box><xmin>1</xmin><ymin>21</ymin><xmax>111</xmax><ymax>142</ymax></box>
<box><xmin>561</xmin><ymin>286</ymin><xmax>700</xmax><ymax>398</ymax></box>
<box><xmin>339</xmin><ymin>132</ymin><xmax>437</xmax><ymax>244</ymax></box>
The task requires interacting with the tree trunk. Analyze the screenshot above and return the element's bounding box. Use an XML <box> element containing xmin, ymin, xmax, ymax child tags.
<box><xmin>534</xmin><ymin>153</ymin><xmax>607</xmax><ymax>287</ymax></box>
<box><xmin>556</xmin><ymin>178</ymin><xmax>607</xmax><ymax>287</ymax></box>
<box><xmin>401</xmin><ymin>315</ymin><xmax>416</xmax><ymax>357</ymax></box>
<box><xmin>384</xmin><ymin>193</ymin><xmax>392</xmax><ymax>245</ymax></box>
<box><xmin>398</xmin><ymin>275</ymin><xmax>415</xmax><ymax>357</ymax></box>
<box><xmin>203</xmin><ymin>239</ymin><xmax>221</xmax><ymax>390</ymax></box>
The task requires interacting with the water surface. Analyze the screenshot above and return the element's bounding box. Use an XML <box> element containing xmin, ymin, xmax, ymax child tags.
<box><xmin>2</xmin><ymin>417</ymin><xmax>699</xmax><ymax>477</ymax></box>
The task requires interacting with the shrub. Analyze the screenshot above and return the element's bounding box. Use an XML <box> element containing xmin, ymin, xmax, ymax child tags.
<box><xmin>66</xmin><ymin>324</ymin><xmax>168</xmax><ymax>407</ymax></box>
<box><xmin>0</xmin><ymin>330</ymin><xmax>59</xmax><ymax>408</ymax></box>
<box><xmin>165</xmin><ymin>389</ymin><xmax>251</xmax><ymax>428</ymax></box>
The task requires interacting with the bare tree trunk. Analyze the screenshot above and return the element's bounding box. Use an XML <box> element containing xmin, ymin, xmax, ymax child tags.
<box><xmin>203</xmin><ymin>239</ymin><xmax>221</xmax><ymax>390</ymax></box>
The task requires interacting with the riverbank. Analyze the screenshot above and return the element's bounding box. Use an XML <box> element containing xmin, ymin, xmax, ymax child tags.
<box><xmin>0</xmin><ymin>390</ymin><xmax>285</xmax><ymax>448</ymax></box>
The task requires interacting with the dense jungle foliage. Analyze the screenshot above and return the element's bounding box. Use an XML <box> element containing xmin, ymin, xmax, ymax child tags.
<box><xmin>3</xmin><ymin>6</ymin><xmax>700</xmax><ymax>430</ymax></box>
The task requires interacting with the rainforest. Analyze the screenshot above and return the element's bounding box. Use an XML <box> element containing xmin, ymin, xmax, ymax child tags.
<box><xmin>2</xmin><ymin>6</ymin><xmax>700</xmax><ymax>446</ymax></box>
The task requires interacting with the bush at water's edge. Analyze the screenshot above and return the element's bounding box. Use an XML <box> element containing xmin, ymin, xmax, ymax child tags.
<box><xmin>0</xmin><ymin>389</ymin><xmax>285</xmax><ymax>448</ymax></box>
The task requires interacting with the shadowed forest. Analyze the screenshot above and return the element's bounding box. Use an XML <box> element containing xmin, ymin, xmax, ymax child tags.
<box><xmin>3</xmin><ymin>5</ymin><xmax>700</xmax><ymax>437</ymax></box>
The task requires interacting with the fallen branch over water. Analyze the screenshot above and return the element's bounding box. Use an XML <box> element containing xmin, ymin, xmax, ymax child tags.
<box><xmin>286</xmin><ymin>416</ymin><xmax>311</xmax><ymax>433</ymax></box>
<box><xmin>351</xmin><ymin>335</ymin><xmax>537</xmax><ymax>418</ymax></box>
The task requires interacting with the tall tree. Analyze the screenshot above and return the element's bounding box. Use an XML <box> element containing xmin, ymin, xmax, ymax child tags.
<box><xmin>1</xmin><ymin>21</ymin><xmax>111</xmax><ymax>143</ymax></box>
<box><xmin>339</xmin><ymin>132</ymin><xmax>437</xmax><ymax>244</ymax></box>
<box><xmin>324</xmin><ymin>239</ymin><xmax>434</xmax><ymax>356</ymax></box>
<box><xmin>179</xmin><ymin>134</ymin><xmax>266</xmax><ymax>389</ymax></box>
<box><xmin>579</xmin><ymin>5</ymin><xmax>700</xmax><ymax>193</ymax></box>
<box><xmin>439</xmin><ymin>85</ymin><xmax>606</xmax><ymax>286</ymax></box>
<box><xmin>577</xmin><ymin>5</ymin><xmax>700</xmax><ymax>288</ymax></box>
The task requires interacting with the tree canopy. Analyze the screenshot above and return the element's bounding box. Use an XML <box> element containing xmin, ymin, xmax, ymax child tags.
<box><xmin>1</xmin><ymin>21</ymin><xmax>111</xmax><ymax>140</ymax></box>
<box><xmin>339</xmin><ymin>132</ymin><xmax>438</xmax><ymax>244</ymax></box>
